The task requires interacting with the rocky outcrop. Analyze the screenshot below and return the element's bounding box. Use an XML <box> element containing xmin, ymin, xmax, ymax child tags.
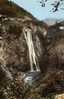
<box><xmin>0</xmin><ymin>14</ymin><xmax>48</xmax><ymax>99</ymax></box>
<box><xmin>0</xmin><ymin>15</ymin><xmax>48</xmax><ymax>72</ymax></box>
<box><xmin>0</xmin><ymin>0</ymin><xmax>36</xmax><ymax>18</ymax></box>
<box><xmin>0</xmin><ymin>1</ymin><xmax>64</xmax><ymax>98</ymax></box>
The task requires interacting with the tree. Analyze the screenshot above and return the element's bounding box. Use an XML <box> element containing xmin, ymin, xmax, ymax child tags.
<box><xmin>40</xmin><ymin>0</ymin><xmax>64</xmax><ymax>12</ymax></box>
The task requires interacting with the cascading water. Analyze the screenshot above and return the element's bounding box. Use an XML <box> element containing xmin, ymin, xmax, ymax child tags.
<box><xmin>23</xmin><ymin>28</ymin><xmax>40</xmax><ymax>72</ymax></box>
<box><xmin>23</xmin><ymin>27</ymin><xmax>41</xmax><ymax>85</ymax></box>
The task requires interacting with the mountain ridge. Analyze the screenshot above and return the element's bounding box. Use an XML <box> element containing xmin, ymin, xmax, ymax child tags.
<box><xmin>0</xmin><ymin>0</ymin><xmax>36</xmax><ymax>19</ymax></box>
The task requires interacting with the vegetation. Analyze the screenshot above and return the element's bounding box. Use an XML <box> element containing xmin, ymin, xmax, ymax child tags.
<box><xmin>0</xmin><ymin>0</ymin><xmax>35</xmax><ymax>18</ymax></box>
<box><xmin>40</xmin><ymin>0</ymin><xmax>64</xmax><ymax>12</ymax></box>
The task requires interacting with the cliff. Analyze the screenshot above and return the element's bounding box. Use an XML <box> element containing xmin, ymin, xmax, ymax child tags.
<box><xmin>0</xmin><ymin>0</ymin><xmax>64</xmax><ymax>99</ymax></box>
<box><xmin>0</xmin><ymin>0</ymin><xmax>36</xmax><ymax>18</ymax></box>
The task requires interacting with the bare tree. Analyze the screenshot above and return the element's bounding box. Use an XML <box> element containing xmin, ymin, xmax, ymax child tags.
<box><xmin>40</xmin><ymin>0</ymin><xmax>64</xmax><ymax>12</ymax></box>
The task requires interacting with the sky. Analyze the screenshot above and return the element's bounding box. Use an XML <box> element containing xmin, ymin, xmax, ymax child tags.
<box><xmin>10</xmin><ymin>0</ymin><xmax>64</xmax><ymax>21</ymax></box>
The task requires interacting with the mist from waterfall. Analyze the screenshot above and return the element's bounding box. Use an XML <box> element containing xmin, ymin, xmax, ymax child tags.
<box><xmin>24</xmin><ymin>28</ymin><xmax>40</xmax><ymax>72</ymax></box>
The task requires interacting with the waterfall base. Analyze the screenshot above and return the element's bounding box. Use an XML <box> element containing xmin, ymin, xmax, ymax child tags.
<box><xmin>23</xmin><ymin>71</ymin><xmax>41</xmax><ymax>86</ymax></box>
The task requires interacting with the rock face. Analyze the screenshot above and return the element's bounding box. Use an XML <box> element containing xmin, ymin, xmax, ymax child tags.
<box><xmin>0</xmin><ymin>15</ymin><xmax>48</xmax><ymax>73</ymax></box>
<box><xmin>0</xmin><ymin>0</ymin><xmax>36</xmax><ymax>18</ymax></box>
<box><xmin>0</xmin><ymin>2</ymin><xmax>50</xmax><ymax>98</ymax></box>
<box><xmin>0</xmin><ymin>1</ymin><xmax>64</xmax><ymax>99</ymax></box>
<box><xmin>0</xmin><ymin>15</ymin><xmax>64</xmax><ymax>99</ymax></box>
<box><xmin>0</xmin><ymin>15</ymin><xmax>49</xmax><ymax>99</ymax></box>
<box><xmin>0</xmin><ymin>15</ymin><xmax>64</xmax><ymax>73</ymax></box>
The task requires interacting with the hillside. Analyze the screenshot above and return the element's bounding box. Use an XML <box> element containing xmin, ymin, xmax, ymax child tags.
<box><xmin>0</xmin><ymin>0</ymin><xmax>36</xmax><ymax>19</ymax></box>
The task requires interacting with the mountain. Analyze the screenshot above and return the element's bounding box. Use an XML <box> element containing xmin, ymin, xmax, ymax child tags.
<box><xmin>44</xmin><ymin>19</ymin><xmax>64</xmax><ymax>26</ymax></box>
<box><xmin>0</xmin><ymin>0</ymin><xmax>36</xmax><ymax>19</ymax></box>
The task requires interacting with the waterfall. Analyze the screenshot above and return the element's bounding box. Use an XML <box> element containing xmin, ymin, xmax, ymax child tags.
<box><xmin>23</xmin><ymin>28</ymin><xmax>40</xmax><ymax>72</ymax></box>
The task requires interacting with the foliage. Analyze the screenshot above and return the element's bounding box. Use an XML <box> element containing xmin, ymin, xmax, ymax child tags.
<box><xmin>40</xmin><ymin>0</ymin><xmax>64</xmax><ymax>12</ymax></box>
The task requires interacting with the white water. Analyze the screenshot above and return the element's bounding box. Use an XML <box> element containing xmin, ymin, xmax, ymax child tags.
<box><xmin>23</xmin><ymin>28</ymin><xmax>40</xmax><ymax>72</ymax></box>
